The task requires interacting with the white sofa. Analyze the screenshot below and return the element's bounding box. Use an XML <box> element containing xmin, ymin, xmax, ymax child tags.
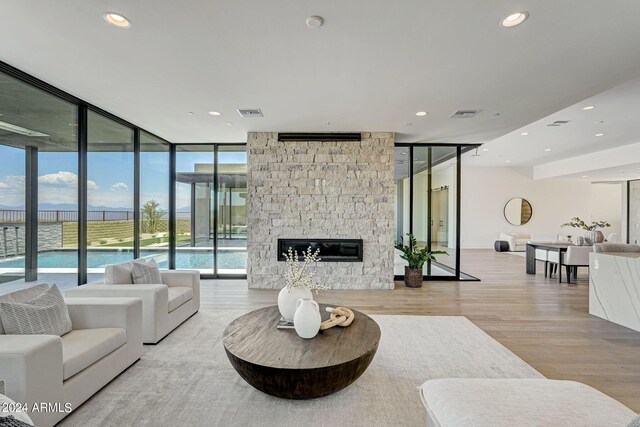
<box><xmin>499</xmin><ymin>232</ymin><xmax>529</xmax><ymax>252</ymax></box>
<box><xmin>65</xmin><ymin>266</ymin><xmax>200</xmax><ymax>344</ymax></box>
<box><xmin>421</xmin><ymin>378</ymin><xmax>637</xmax><ymax>427</ymax></box>
<box><xmin>0</xmin><ymin>284</ymin><xmax>143</xmax><ymax>427</ymax></box>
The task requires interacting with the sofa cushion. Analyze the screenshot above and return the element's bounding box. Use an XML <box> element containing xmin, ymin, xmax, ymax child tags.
<box><xmin>420</xmin><ymin>378</ymin><xmax>637</xmax><ymax>427</ymax></box>
<box><xmin>0</xmin><ymin>284</ymin><xmax>50</xmax><ymax>335</ymax></box>
<box><xmin>104</xmin><ymin>262</ymin><xmax>134</xmax><ymax>284</ymax></box>
<box><xmin>61</xmin><ymin>327</ymin><xmax>126</xmax><ymax>380</ymax></box>
<box><xmin>132</xmin><ymin>259</ymin><xmax>162</xmax><ymax>285</ymax></box>
<box><xmin>168</xmin><ymin>287</ymin><xmax>193</xmax><ymax>313</ymax></box>
<box><xmin>0</xmin><ymin>285</ymin><xmax>72</xmax><ymax>336</ymax></box>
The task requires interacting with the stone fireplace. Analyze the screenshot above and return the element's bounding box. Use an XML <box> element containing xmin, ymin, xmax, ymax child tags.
<box><xmin>246</xmin><ymin>131</ymin><xmax>395</xmax><ymax>290</ymax></box>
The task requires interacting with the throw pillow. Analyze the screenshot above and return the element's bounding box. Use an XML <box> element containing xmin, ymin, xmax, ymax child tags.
<box><xmin>0</xmin><ymin>285</ymin><xmax>72</xmax><ymax>336</ymax></box>
<box><xmin>132</xmin><ymin>259</ymin><xmax>163</xmax><ymax>284</ymax></box>
<box><xmin>0</xmin><ymin>416</ymin><xmax>34</xmax><ymax>427</ymax></box>
<box><xmin>627</xmin><ymin>415</ymin><xmax>640</xmax><ymax>427</ymax></box>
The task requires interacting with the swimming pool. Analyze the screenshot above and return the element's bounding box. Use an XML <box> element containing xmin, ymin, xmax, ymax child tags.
<box><xmin>0</xmin><ymin>249</ymin><xmax>247</xmax><ymax>270</ymax></box>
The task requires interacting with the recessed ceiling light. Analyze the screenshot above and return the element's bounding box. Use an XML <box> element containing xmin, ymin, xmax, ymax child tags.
<box><xmin>520</xmin><ymin>132</ymin><xmax>529</xmax><ymax>136</ymax></box>
<box><xmin>482</xmin><ymin>148</ymin><xmax>489</xmax><ymax>152</ymax></box>
<box><xmin>415</xmin><ymin>111</ymin><xmax>428</xmax><ymax>117</ymax></box>
<box><xmin>505</xmin><ymin>160</ymin><xmax>511</xmax><ymax>163</ymax></box>
<box><xmin>187</xmin><ymin>112</ymin><xmax>195</xmax><ymax>116</ymax></box>
<box><xmin>582</xmin><ymin>106</ymin><xmax>595</xmax><ymax>111</ymax></box>
<box><xmin>544</xmin><ymin>148</ymin><xmax>552</xmax><ymax>152</ymax></box>
<box><xmin>306</xmin><ymin>16</ymin><xmax>324</xmax><ymax>28</ymax></box>
<box><xmin>208</xmin><ymin>111</ymin><xmax>221</xmax><ymax>116</ymax></box>
<box><xmin>581</xmin><ymin>175</ymin><xmax>588</xmax><ymax>178</ymax></box>
<box><xmin>226</xmin><ymin>122</ymin><xmax>233</xmax><ymax>126</ymax></box>
<box><xmin>595</xmin><ymin>133</ymin><xmax>605</xmax><ymax>137</ymax></box>
<box><xmin>501</xmin><ymin>12</ymin><xmax>528</xmax><ymax>28</ymax></box>
<box><xmin>103</xmin><ymin>12</ymin><xmax>132</xmax><ymax>29</ymax></box>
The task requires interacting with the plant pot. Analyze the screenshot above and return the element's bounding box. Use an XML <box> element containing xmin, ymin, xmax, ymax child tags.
<box><xmin>585</xmin><ymin>230</ymin><xmax>605</xmax><ymax>244</ymax></box>
<box><xmin>404</xmin><ymin>267</ymin><xmax>423</xmax><ymax>288</ymax></box>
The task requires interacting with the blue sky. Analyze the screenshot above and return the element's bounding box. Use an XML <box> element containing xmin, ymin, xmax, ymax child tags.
<box><xmin>0</xmin><ymin>145</ymin><xmax>246</xmax><ymax>210</ymax></box>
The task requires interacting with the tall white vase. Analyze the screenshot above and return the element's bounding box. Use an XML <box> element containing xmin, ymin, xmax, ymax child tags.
<box><xmin>278</xmin><ymin>285</ymin><xmax>312</xmax><ymax>322</ymax></box>
<box><xmin>293</xmin><ymin>298</ymin><xmax>321</xmax><ymax>339</ymax></box>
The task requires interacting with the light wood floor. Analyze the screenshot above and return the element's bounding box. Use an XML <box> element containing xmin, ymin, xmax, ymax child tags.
<box><xmin>202</xmin><ymin>249</ymin><xmax>640</xmax><ymax>412</ymax></box>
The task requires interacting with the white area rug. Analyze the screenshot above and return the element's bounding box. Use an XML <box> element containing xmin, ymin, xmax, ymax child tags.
<box><xmin>60</xmin><ymin>313</ymin><xmax>542</xmax><ymax>427</ymax></box>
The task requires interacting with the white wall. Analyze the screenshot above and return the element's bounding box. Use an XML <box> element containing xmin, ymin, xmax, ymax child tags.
<box><xmin>589</xmin><ymin>182</ymin><xmax>625</xmax><ymax>241</ymax></box>
<box><xmin>461</xmin><ymin>167</ymin><xmax>594</xmax><ymax>249</ymax></box>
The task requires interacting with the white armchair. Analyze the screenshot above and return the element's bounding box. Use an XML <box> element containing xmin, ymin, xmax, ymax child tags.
<box><xmin>65</xmin><ymin>269</ymin><xmax>200</xmax><ymax>344</ymax></box>
<box><xmin>0</xmin><ymin>284</ymin><xmax>143</xmax><ymax>427</ymax></box>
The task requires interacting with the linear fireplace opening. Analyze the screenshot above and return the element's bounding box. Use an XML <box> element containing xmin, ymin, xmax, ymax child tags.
<box><xmin>277</xmin><ymin>239</ymin><xmax>363</xmax><ymax>262</ymax></box>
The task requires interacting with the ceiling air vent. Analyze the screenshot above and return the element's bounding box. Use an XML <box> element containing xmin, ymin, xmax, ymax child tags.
<box><xmin>547</xmin><ymin>120</ymin><xmax>571</xmax><ymax>127</ymax></box>
<box><xmin>237</xmin><ymin>108</ymin><xmax>263</xmax><ymax>118</ymax></box>
<box><xmin>449</xmin><ymin>110</ymin><xmax>481</xmax><ymax>119</ymax></box>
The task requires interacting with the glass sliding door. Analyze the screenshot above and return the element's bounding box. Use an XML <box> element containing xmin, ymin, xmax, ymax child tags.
<box><xmin>175</xmin><ymin>145</ymin><xmax>215</xmax><ymax>274</ymax></box>
<box><xmin>87</xmin><ymin>111</ymin><xmax>135</xmax><ymax>273</ymax></box>
<box><xmin>217</xmin><ymin>145</ymin><xmax>247</xmax><ymax>274</ymax></box>
<box><xmin>140</xmin><ymin>131</ymin><xmax>170</xmax><ymax>267</ymax></box>
<box><xmin>429</xmin><ymin>147</ymin><xmax>458</xmax><ymax>273</ymax></box>
<box><xmin>174</xmin><ymin>144</ymin><xmax>247</xmax><ymax>276</ymax></box>
<box><xmin>394</xmin><ymin>144</ymin><xmax>468</xmax><ymax>280</ymax></box>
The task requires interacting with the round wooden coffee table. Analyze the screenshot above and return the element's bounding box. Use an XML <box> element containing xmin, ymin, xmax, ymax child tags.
<box><xmin>223</xmin><ymin>304</ymin><xmax>381</xmax><ymax>399</ymax></box>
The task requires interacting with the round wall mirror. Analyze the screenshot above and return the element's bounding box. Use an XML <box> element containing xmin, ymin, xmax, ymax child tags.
<box><xmin>504</xmin><ymin>197</ymin><xmax>532</xmax><ymax>226</ymax></box>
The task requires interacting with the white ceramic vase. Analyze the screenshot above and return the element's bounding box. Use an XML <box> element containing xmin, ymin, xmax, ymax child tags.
<box><xmin>293</xmin><ymin>298</ymin><xmax>321</xmax><ymax>339</ymax></box>
<box><xmin>278</xmin><ymin>285</ymin><xmax>313</xmax><ymax>322</ymax></box>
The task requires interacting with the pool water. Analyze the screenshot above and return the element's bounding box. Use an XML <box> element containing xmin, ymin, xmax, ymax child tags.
<box><xmin>0</xmin><ymin>249</ymin><xmax>247</xmax><ymax>270</ymax></box>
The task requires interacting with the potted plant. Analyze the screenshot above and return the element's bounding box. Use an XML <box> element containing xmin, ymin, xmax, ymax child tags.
<box><xmin>395</xmin><ymin>233</ymin><xmax>447</xmax><ymax>288</ymax></box>
<box><xmin>561</xmin><ymin>217</ymin><xmax>611</xmax><ymax>244</ymax></box>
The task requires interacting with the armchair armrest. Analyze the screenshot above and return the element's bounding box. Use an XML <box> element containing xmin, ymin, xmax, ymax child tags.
<box><xmin>65</xmin><ymin>297</ymin><xmax>142</xmax><ymax>359</ymax></box>
<box><xmin>161</xmin><ymin>270</ymin><xmax>200</xmax><ymax>312</ymax></box>
<box><xmin>0</xmin><ymin>335</ymin><xmax>63</xmax><ymax>410</ymax></box>
<box><xmin>160</xmin><ymin>270</ymin><xmax>199</xmax><ymax>288</ymax></box>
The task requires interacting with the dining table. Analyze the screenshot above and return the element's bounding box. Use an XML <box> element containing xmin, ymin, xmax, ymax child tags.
<box><xmin>525</xmin><ymin>242</ymin><xmax>573</xmax><ymax>282</ymax></box>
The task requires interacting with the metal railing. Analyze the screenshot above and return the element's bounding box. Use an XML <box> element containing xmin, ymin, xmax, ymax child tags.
<box><xmin>0</xmin><ymin>210</ymin><xmax>185</xmax><ymax>223</ymax></box>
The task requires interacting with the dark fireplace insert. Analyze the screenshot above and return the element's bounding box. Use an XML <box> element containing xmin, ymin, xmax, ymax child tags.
<box><xmin>277</xmin><ymin>239</ymin><xmax>363</xmax><ymax>262</ymax></box>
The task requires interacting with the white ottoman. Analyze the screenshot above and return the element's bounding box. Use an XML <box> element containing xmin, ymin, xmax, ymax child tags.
<box><xmin>420</xmin><ymin>378</ymin><xmax>637</xmax><ymax>427</ymax></box>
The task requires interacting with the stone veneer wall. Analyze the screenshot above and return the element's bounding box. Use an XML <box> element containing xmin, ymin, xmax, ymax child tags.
<box><xmin>247</xmin><ymin>132</ymin><xmax>395</xmax><ymax>290</ymax></box>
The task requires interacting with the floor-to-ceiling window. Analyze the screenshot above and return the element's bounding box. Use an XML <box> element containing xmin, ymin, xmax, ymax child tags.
<box><xmin>0</xmin><ymin>68</ymin><xmax>78</xmax><ymax>290</ymax></box>
<box><xmin>0</xmin><ymin>61</ymin><xmax>174</xmax><ymax>290</ymax></box>
<box><xmin>87</xmin><ymin>111</ymin><xmax>135</xmax><ymax>273</ymax></box>
<box><xmin>394</xmin><ymin>144</ymin><xmax>476</xmax><ymax>280</ymax></box>
<box><xmin>175</xmin><ymin>144</ymin><xmax>247</xmax><ymax>276</ymax></box>
<box><xmin>140</xmin><ymin>131</ymin><xmax>170</xmax><ymax>266</ymax></box>
<box><xmin>217</xmin><ymin>145</ymin><xmax>247</xmax><ymax>275</ymax></box>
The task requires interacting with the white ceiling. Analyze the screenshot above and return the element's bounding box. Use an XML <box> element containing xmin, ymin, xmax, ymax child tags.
<box><xmin>465</xmin><ymin>76</ymin><xmax>640</xmax><ymax>169</ymax></box>
<box><xmin>1</xmin><ymin>1</ymin><xmax>640</xmax><ymax>144</ymax></box>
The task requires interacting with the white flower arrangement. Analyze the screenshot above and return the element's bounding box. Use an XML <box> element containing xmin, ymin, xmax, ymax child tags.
<box><xmin>283</xmin><ymin>246</ymin><xmax>329</xmax><ymax>293</ymax></box>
